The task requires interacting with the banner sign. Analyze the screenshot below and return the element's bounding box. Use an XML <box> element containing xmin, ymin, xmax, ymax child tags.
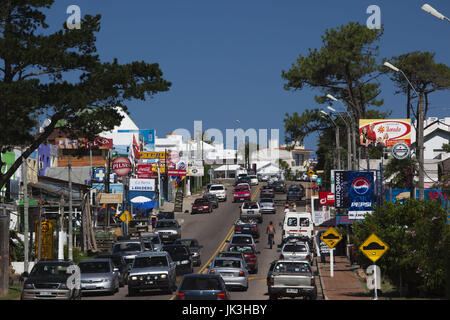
<box><xmin>335</xmin><ymin>215</ymin><xmax>353</xmax><ymax>225</ymax></box>
<box><xmin>129</xmin><ymin>178</ymin><xmax>155</xmax><ymax>192</ymax></box>
<box><xmin>359</xmin><ymin>119</ymin><xmax>411</xmax><ymax>147</ymax></box>
<box><xmin>188</xmin><ymin>166</ymin><xmax>204</xmax><ymax>176</ymax></box>
<box><xmin>137</xmin><ymin>164</ymin><xmax>153</xmax><ymax>178</ymax></box>
<box><xmin>139</xmin><ymin>151</ymin><xmax>168</xmax><ymax>160</ymax></box>
<box><xmin>167</xmin><ymin>169</ymin><xmax>187</xmax><ymax>177</ymax></box>
<box><xmin>112</xmin><ymin>157</ymin><xmax>132</xmax><ymax>176</ymax></box>
<box><xmin>98</xmin><ymin>193</ymin><xmax>123</xmax><ymax>204</ymax></box>
<box><xmin>56</xmin><ymin>137</ymin><xmax>113</xmax><ymax>150</ymax></box>
<box><xmin>334</xmin><ymin>171</ymin><xmax>349</xmax><ymax>209</ymax></box>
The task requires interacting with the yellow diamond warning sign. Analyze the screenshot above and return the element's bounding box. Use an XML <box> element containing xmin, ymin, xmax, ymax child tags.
<box><xmin>359</xmin><ymin>233</ymin><xmax>389</xmax><ymax>263</ymax></box>
<box><xmin>320</xmin><ymin>227</ymin><xmax>342</xmax><ymax>249</ymax></box>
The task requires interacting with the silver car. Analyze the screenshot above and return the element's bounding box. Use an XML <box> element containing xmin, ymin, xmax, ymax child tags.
<box><xmin>127</xmin><ymin>251</ymin><xmax>177</xmax><ymax>296</ymax></box>
<box><xmin>78</xmin><ymin>258</ymin><xmax>120</xmax><ymax>295</ymax></box>
<box><xmin>140</xmin><ymin>233</ymin><xmax>163</xmax><ymax>251</ymax></box>
<box><xmin>208</xmin><ymin>257</ymin><xmax>249</xmax><ymax>291</ymax></box>
<box><xmin>259</xmin><ymin>198</ymin><xmax>276</xmax><ymax>214</ymax></box>
<box><xmin>279</xmin><ymin>241</ymin><xmax>313</xmax><ymax>265</ymax></box>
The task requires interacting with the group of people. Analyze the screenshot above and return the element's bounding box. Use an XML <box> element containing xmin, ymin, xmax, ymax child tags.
<box><xmin>360</xmin><ymin>123</ymin><xmax>389</xmax><ymax>148</ymax></box>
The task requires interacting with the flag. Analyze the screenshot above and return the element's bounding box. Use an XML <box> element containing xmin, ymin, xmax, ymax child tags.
<box><xmin>133</xmin><ymin>134</ymin><xmax>140</xmax><ymax>160</ymax></box>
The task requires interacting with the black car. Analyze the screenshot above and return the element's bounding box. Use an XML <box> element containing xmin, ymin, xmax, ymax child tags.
<box><xmin>95</xmin><ymin>254</ymin><xmax>130</xmax><ymax>287</ymax></box>
<box><xmin>111</xmin><ymin>240</ymin><xmax>145</xmax><ymax>268</ymax></box>
<box><xmin>157</xmin><ymin>211</ymin><xmax>175</xmax><ymax>220</ymax></box>
<box><xmin>203</xmin><ymin>193</ymin><xmax>219</xmax><ymax>209</ymax></box>
<box><xmin>20</xmin><ymin>260</ymin><xmax>82</xmax><ymax>300</ymax></box>
<box><xmin>234</xmin><ymin>217</ymin><xmax>260</xmax><ymax>239</ymax></box>
<box><xmin>235</xmin><ymin>176</ymin><xmax>251</xmax><ymax>186</ymax></box>
<box><xmin>162</xmin><ymin>244</ymin><xmax>194</xmax><ymax>275</ymax></box>
<box><xmin>175</xmin><ymin>274</ymin><xmax>230</xmax><ymax>300</ymax></box>
<box><xmin>272</xmin><ymin>181</ymin><xmax>287</xmax><ymax>193</ymax></box>
<box><xmin>286</xmin><ymin>185</ymin><xmax>305</xmax><ymax>202</ymax></box>
<box><xmin>175</xmin><ymin>238</ymin><xmax>203</xmax><ymax>267</ymax></box>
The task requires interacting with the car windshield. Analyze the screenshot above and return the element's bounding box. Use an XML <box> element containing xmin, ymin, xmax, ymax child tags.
<box><xmin>283</xmin><ymin>245</ymin><xmax>307</xmax><ymax>253</ymax></box>
<box><xmin>229</xmin><ymin>246</ymin><xmax>254</xmax><ymax>254</ymax></box>
<box><xmin>231</xmin><ymin>236</ymin><xmax>253</xmax><ymax>244</ymax></box>
<box><xmin>243</xmin><ymin>203</ymin><xmax>258</xmax><ymax>209</ymax></box>
<box><xmin>142</xmin><ymin>241</ymin><xmax>153</xmax><ymax>250</ymax></box>
<box><xmin>142</xmin><ymin>236</ymin><xmax>161</xmax><ymax>245</ymax></box>
<box><xmin>213</xmin><ymin>259</ymin><xmax>241</xmax><ymax>268</ymax></box>
<box><xmin>234</xmin><ymin>187</ymin><xmax>248</xmax><ymax>192</ymax></box>
<box><xmin>133</xmin><ymin>256</ymin><xmax>168</xmax><ymax>268</ymax></box>
<box><xmin>194</xmin><ymin>199</ymin><xmax>208</xmax><ymax>204</ymax></box>
<box><xmin>79</xmin><ymin>261</ymin><xmax>110</xmax><ymax>273</ymax></box>
<box><xmin>274</xmin><ymin>262</ymin><xmax>312</xmax><ymax>274</ymax></box>
<box><xmin>218</xmin><ymin>252</ymin><xmax>241</xmax><ymax>259</ymax></box>
<box><xmin>180</xmin><ymin>277</ymin><xmax>222</xmax><ymax>291</ymax></box>
<box><xmin>210</xmin><ymin>186</ymin><xmax>224</xmax><ymax>191</ymax></box>
<box><xmin>163</xmin><ymin>246</ymin><xmax>189</xmax><ymax>258</ymax></box>
<box><xmin>112</xmin><ymin>242</ymin><xmax>142</xmax><ymax>253</ymax></box>
<box><xmin>30</xmin><ymin>263</ymin><xmax>71</xmax><ymax>277</ymax></box>
<box><xmin>178</xmin><ymin>240</ymin><xmax>199</xmax><ymax>248</ymax></box>
<box><xmin>156</xmin><ymin>221</ymin><xmax>177</xmax><ymax>228</ymax></box>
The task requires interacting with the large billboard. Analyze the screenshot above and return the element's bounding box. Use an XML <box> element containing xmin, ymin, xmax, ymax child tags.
<box><xmin>334</xmin><ymin>171</ymin><xmax>375</xmax><ymax>219</ymax></box>
<box><xmin>359</xmin><ymin>119</ymin><xmax>411</xmax><ymax>147</ymax></box>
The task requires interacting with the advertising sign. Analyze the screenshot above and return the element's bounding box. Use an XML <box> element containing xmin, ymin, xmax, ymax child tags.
<box><xmin>188</xmin><ymin>166</ymin><xmax>204</xmax><ymax>177</ymax></box>
<box><xmin>129</xmin><ymin>178</ymin><xmax>155</xmax><ymax>192</ymax></box>
<box><xmin>359</xmin><ymin>119</ymin><xmax>411</xmax><ymax>147</ymax></box>
<box><xmin>98</xmin><ymin>193</ymin><xmax>123</xmax><ymax>204</ymax></box>
<box><xmin>167</xmin><ymin>169</ymin><xmax>187</xmax><ymax>177</ymax></box>
<box><xmin>139</xmin><ymin>151</ymin><xmax>168</xmax><ymax>160</ymax></box>
<box><xmin>319</xmin><ymin>191</ymin><xmax>335</xmax><ymax>206</ymax></box>
<box><xmin>334</xmin><ymin>171</ymin><xmax>349</xmax><ymax>209</ymax></box>
<box><xmin>391</xmin><ymin>142</ymin><xmax>410</xmax><ymax>160</ymax></box>
<box><xmin>55</xmin><ymin>137</ymin><xmax>113</xmax><ymax>149</ymax></box>
<box><xmin>34</xmin><ymin>220</ymin><xmax>54</xmax><ymax>260</ymax></box>
<box><xmin>137</xmin><ymin>164</ymin><xmax>154</xmax><ymax>179</ymax></box>
<box><xmin>112</xmin><ymin>157</ymin><xmax>131</xmax><ymax>176</ymax></box>
<box><xmin>334</xmin><ymin>171</ymin><xmax>375</xmax><ymax>215</ymax></box>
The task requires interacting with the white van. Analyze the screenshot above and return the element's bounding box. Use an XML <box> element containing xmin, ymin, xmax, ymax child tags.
<box><xmin>281</xmin><ymin>212</ymin><xmax>314</xmax><ymax>241</ymax></box>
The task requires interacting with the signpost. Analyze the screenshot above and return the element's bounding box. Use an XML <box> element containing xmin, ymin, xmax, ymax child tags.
<box><xmin>359</xmin><ymin>233</ymin><xmax>389</xmax><ymax>300</ymax></box>
<box><xmin>320</xmin><ymin>227</ymin><xmax>343</xmax><ymax>278</ymax></box>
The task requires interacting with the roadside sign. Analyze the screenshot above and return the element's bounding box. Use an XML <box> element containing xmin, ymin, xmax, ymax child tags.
<box><xmin>392</xmin><ymin>142</ymin><xmax>410</xmax><ymax>160</ymax></box>
<box><xmin>359</xmin><ymin>233</ymin><xmax>389</xmax><ymax>263</ymax></box>
<box><xmin>316</xmin><ymin>177</ymin><xmax>322</xmax><ymax>184</ymax></box>
<box><xmin>320</xmin><ymin>227</ymin><xmax>342</xmax><ymax>249</ymax></box>
<box><xmin>119</xmin><ymin>210</ymin><xmax>132</xmax><ymax>224</ymax></box>
<box><xmin>308</xmin><ymin>170</ymin><xmax>315</xmax><ymax>177</ymax></box>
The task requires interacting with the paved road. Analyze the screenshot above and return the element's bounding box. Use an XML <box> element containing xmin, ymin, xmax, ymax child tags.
<box><xmin>83</xmin><ymin>181</ymin><xmax>323</xmax><ymax>300</ymax></box>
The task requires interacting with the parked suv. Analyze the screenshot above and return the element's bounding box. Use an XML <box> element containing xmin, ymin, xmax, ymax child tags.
<box><xmin>20</xmin><ymin>260</ymin><xmax>82</xmax><ymax>300</ymax></box>
<box><xmin>154</xmin><ymin>219</ymin><xmax>181</xmax><ymax>243</ymax></box>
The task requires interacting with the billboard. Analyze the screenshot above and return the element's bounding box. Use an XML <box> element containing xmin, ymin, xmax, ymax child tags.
<box><xmin>359</xmin><ymin>119</ymin><xmax>411</xmax><ymax>147</ymax></box>
<box><xmin>334</xmin><ymin>171</ymin><xmax>375</xmax><ymax>218</ymax></box>
<box><xmin>129</xmin><ymin>178</ymin><xmax>155</xmax><ymax>192</ymax></box>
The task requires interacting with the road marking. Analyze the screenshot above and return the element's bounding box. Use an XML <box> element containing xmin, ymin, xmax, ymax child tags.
<box><xmin>170</xmin><ymin>184</ymin><xmax>261</xmax><ymax>300</ymax></box>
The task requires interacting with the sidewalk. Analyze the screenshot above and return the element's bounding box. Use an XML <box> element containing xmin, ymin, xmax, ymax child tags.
<box><xmin>317</xmin><ymin>255</ymin><xmax>371</xmax><ymax>300</ymax></box>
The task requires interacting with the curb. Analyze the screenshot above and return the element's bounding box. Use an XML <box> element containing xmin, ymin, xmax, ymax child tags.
<box><xmin>316</xmin><ymin>259</ymin><xmax>329</xmax><ymax>300</ymax></box>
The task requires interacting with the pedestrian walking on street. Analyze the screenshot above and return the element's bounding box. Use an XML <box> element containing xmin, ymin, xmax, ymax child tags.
<box><xmin>291</xmin><ymin>202</ymin><xmax>297</xmax><ymax>211</ymax></box>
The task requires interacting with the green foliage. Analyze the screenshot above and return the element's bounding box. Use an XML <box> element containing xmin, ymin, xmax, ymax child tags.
<box><xmin>384</xmin><ymin>157</ymin><xmax>418</xmax><ymax>189</ymax></box>
<box><xmin>351</xmin><ymin>199</ymin><xmax>450</xmax><ymax>297</ymax></box>
<box><xmin>0</xmin><ymin>0</ymin><xmax>171</xmax><ymax>188</ymax></box>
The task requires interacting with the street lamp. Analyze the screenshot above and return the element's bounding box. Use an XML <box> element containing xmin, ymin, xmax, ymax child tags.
<box><xmin>326</xmin><ymin>94</ymin><xmax>357</xmax><ymax>170</ymax></box>
<box><xmin>421</xmin><ymin>3</ymin><xmax>450</xmax><ymax>22</ymax></box>
<box><xmin>328</xmin><ymin>106</ymin><xmax>352</xmax><ymax>171</ymax></box>
<box><xmin>321</xmin><ymin>110</ymin><xmax>341</xmax><ymax>170</ymax></box>
<box><xmin>383</xmin><ymin>61</ymin><xmax>425</xmax><ymax>200</ymax></box>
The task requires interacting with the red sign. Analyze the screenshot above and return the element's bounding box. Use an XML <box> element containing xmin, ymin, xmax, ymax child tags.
<box><xmin>137</xmin><ymin>164</ymin><xmax>154</xmax><ymax>179</ymax></box>
<box><xmin>319</xmin><ymin>191</ymin><xmax>335</xmax><ymax>206</ymax></box>
<box><xmin>112</xmin><ymin>157</ymin><xmax>131</xmax><ymax>176</ymax></box>
<box><xmin>167</xmin><ymin>169</ymin><xmax>187</xmax><ymax>177</ymax></box>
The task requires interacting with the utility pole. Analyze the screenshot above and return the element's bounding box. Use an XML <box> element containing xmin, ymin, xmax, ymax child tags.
<box><xmin>58</xmin><ymin>195</ymin><xmax>65</xmax><ymax>260</ymax></box>
<box><xmin>68</xmin><ymin>154</ymin><xmax>73</xmax><ymax>261</ymax></box>
<box><xmin>336</xmin><ymin>126</ymin><xmax>341</xmax><ymax>170</ymax></box>
<box><xmin>22</xmin><ymin>153</ymin><xmax>29</xmax><ymax>273</ymax></box>
<box><xmin>418</xmin><ymin>93</ymin><xmax>425</xmax><ymax>200</ymax></box>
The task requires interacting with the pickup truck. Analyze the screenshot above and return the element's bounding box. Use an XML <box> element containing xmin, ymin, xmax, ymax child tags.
<box><xmin>267</xmin><ymin>259</ymin><xmax>317</xmax><ymax>300</ymax></box>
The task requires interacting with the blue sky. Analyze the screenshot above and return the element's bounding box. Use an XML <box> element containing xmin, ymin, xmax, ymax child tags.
<box><xmin>43</xmin><ymin>0</ymin><xmax>450</xmax><ymax>154</ymax></box>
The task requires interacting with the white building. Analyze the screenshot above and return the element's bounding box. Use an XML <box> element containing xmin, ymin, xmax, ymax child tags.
<box><xmin>411</xmin><ymin>117</ymin><xmax>450</xmax><ymax>161</ymax></box>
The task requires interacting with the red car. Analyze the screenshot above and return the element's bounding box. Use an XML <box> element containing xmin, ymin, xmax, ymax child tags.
<box><xmin>233</xmin><ymin>185</ymin><xmax>251</xmax><ymax>202</ymax></box>
<box><xmin>191</xmin><ymin>198</ymin><xmax>213</xmax><ymax>214</ymax></box>
<box><xmin>227</xmin><ymin>244</ymin><xmax>259</xmax><ymax>274</ymax></box>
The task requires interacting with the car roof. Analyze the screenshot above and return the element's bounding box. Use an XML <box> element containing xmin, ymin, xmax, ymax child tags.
<box><xmin>231</xmin><ymin>234</ymin><xmax>253</xmax><ymax>238</ymax></box>
<box><xmin>213</xmin><ymin>257</ymin><xmax>242</xmax><ymax>262</ymax></box>
<box><xmin>78</xmin><ymin>258</ymin><xmax>112</xmax><ymax>264</ymax></box>
<box><xmin>181</xmin><ymin>273</ymin><xmax>222</xmax><ymax>280</ymax></box>
<box><xmin>136</xmin><ymin>251</ymin><xmax>169</xmax><ymax>258</ymax></box>
<box><xmin>35</xmin><ymin>259</ymin><xmax>73</xmax><ymax>265</ymax></box>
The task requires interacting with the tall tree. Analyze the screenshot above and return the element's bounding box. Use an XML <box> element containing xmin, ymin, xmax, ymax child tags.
<box><xmin>282</xmin><ymin>22</ymin><xmax>385</xmax><ymax>124</ymax></box>
<box><xmin>0</xmin><ymin>1</ymin><xmax>171</xmax><ymax>189</ymax></box>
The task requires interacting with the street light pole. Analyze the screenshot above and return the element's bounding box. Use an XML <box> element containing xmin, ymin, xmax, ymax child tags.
<box><xmin>321</xmin><ymin>111</ymin><xmax>341</xmax><ymax>170</ymax></box>
<box><xmin>383</xmin><ymin>61</ymin><xmax>424</xmax><ymax>200</ymax></box>
<box><xmin>421</xmin><ymin>3</ymin><xmax>450</xmax><ymax>23</ymax></box>
<box><xmin>328</xmin><ymin>106</ymin><xmax>352</xmax><ymax>171</ymax></box>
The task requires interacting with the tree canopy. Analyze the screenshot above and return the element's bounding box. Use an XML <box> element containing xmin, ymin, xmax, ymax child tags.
<box><xmin>0</xmin><ymin>0</ymin><xmax>171</xmax><ymax>189</ymax></box>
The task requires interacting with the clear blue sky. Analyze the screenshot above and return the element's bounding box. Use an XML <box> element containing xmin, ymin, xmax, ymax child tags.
<box><xmin>44</xmin><ymin>0</ymin><xmax>450</xmax><ymax>154</ymax></box>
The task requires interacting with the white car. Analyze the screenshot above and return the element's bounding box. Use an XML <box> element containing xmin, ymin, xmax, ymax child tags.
<box><xmin>208</xmin><ymin>184</ymin><xmax>227</xmax><ymax>201</ymax></box>
<box><xmin>240</xmin><ymin>201</ymin><xmax>262</xmax><ymax>223</ymax></box>
<box><xmin>248</xmin><ymin>175</ymin><xmax>259</xmax><ymax>186</ymax></box>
